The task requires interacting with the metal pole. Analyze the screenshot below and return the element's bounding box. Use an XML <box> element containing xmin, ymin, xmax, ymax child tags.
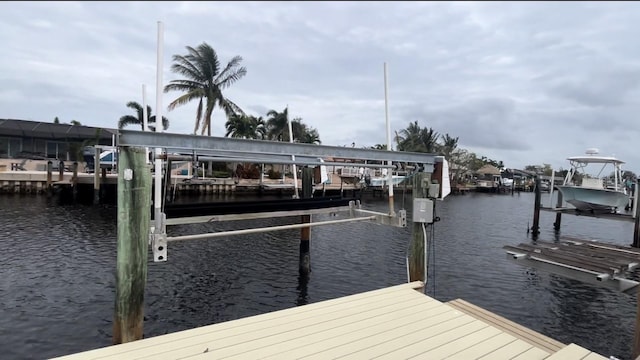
<box><xmin>287</xmin><ymin>108</ymin><xmax>299</xmax><ymax>199</ymax></box>
<box><xmin>154</xmin><ymin>21</ymin><xmax>164</xmax><ymax>234</ymax></box>
<box><xmin>142</xmin><ymin>84</ymin><xmax>150</xmax><ymax>164</ymax></box>
<box><xmin>384</xmin><ymin>62</ymin><xmax>394</xmax><ymax>214</ymax></box>
<box><xmin>167</xmin><ymin>216</ymin><xmax>377</xmax><ymax>242</ymax></box>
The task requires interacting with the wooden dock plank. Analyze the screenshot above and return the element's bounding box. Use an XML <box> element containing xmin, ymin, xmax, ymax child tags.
<box><xmin>274</xmin><ymin>306</ymin><xmax>468</xmax><ymax>359</ymax></box>
<box><xmin>443</xmin><ymin>332</ymin><xmax>519</xmax><ymax>359</ymax></box>
<box><xmin>446</xmin><ymin>299</ymin><xmax>564</xmax><ymax>353</ymax></box>
<box><xmin>152</xmin><ymin>292</ymin><xmax>430</xmax><ymax>359</ymax></box>
<box><xmin>510</xmin><ymin>346</ymin><xmax>552</xmax><ymax>360</ymax></box>
<box><xmin>53</xmin><ymin>281</ymin><xmax>605</xmax><ymax>360</ymax></box>
<box><xmin>476</xmin><ymin>340</ymin><xmax>536</xmax><ymax>360</ymax></box>
<box><xmin>224</xmin><ymin>295</ymin><xmax>450</xmax><ymax>359</ymax></box>
<box><xmin>93</xmin><ymin>289</ymin><xmax>428</xmax><ymax>360</ymax></box>
<box><xmin>544</xmin><ymin>343</ymin><xmax>592</xmax><ymax>359</ymax></box>
<box><xmin>372</xmin><ymin>320</ymin><xmax>490</xmax><ymax>359</ymax></box>
<box><xmin>52</xmin><ymin>282</ymin><xmax>424</xmax><ymax>360</ymax></box>
<box><xmin>417</xmin><ymin>326</ymin><xmax>504</xmax><ymax>358</ymax></box>
<box><xmin>581</xmin><ymin>352</ymin><xmax>610</xmax><ymax>360</ymax></box>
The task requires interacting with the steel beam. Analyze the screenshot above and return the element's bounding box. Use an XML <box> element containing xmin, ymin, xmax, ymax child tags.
<box><xmin>118</xmin><ymin>130</ymin><xmax>437</xmax><ymax>166</ymax></box>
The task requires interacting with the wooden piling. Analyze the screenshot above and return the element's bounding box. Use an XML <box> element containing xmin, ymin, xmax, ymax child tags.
<box><xmin>164</xmin><ymin>159</ymin><xmax>172</xmax><ymax>203</ymax></box>
<box><xmin>408</xmin><ymin>171</ymin><xmax>430</xmax><ymax>285</ymax></box>
<box><xmin>94</xmin><ymin>147</ymin><xmax>101</xmax><ymax>205</ymax></box>
<box><xmin>635</xmin><ymin>290</ymin><xmax>640</xmax><ymax>360</ymax></box>
<box><xmin>72</xmin><ymin>162</ymin><xmax>79</xmax><ymax>200</ymax></box>
<box><xmin>113</xmin><ymin>146</ymin><xmax>151</xmax><ymax>344</ymax></box>
<box><xmin>46</xmin><ymin>160</ymin><xmax>53</xmax><ymax>196</ymax></box>
<box><xmin>299</xmin><ymin>167</ymin><xmax>314</xmax><ymax>274</ymax></box>
<box><xmin>553</xmin><ymin>189</ymin><xmax>563</xmax><ymax>231</ymax></box>
<box><xmin>58</xmin><ymin>160</ymin><xmax>64</xmax><ymax>181</ymax></box>
<box><xmin>531</xmin><ymin>176</ymin><xmax>541</xmax><ymax>239</ymax></box>
<box><xmin>633</xmin><ymin>179</ymin><xmax>640</xmax><ymax>248</ymax></box>
<box><xmin>101</xmin><ymin>167</ymin><xmax>107</xmax><ymax>201</ymax></box>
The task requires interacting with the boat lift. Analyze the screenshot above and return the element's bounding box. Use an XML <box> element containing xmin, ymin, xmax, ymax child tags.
<box><xmin>117</xmin><ymin>130</ymin><xmax>443</xmax><ymax>263</ymax></box>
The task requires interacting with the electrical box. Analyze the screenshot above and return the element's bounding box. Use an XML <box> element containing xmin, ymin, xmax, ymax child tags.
<box><xmin>428</xmin><ymin>183</ymin><xmax>440</xmax><ymax>198</ymax></box>
<box><xmin>413</xmin><ymin>198</ymin><xmax>434</xmax><ymax>223</ymax></box>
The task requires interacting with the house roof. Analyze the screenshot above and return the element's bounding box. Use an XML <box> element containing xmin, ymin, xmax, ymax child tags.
<box><xmin>0</xmin><ymin>119</ymin><xmax>117</xmax><ymax>141</ymax></box>
<box><xmin>476</xmin><ymin>164</ymin><xmax>501</xmax><ymax>175</ymax></box>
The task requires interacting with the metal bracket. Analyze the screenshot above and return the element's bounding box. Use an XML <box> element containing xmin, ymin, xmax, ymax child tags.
<box><xmin>150</xmin><ymin>212</ymin><xmax>168</xmax><ymax>262</ymax></box>
<box><xmin>151</xmin><ymin>233</ymin><xmax>168</xmax><ymax>262</ymax></box>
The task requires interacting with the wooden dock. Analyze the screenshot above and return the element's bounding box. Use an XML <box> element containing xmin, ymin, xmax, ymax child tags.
<box><xmin>54</xmin><ymin>282</ymin><xmax>606</xmax><ymax>360</ymax></box>
<box><xmin>504</xmin><ymin>237</ymin><xmax>640</xmax><ymax>293</ymax></box>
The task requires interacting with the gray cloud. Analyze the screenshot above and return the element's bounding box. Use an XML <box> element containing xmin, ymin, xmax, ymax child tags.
<box><xmin>2</xmin><ymin>1</ymin><xmax>640</xmax><ymax>171</ymax></box>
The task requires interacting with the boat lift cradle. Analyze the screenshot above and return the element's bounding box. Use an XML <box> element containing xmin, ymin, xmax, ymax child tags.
<box><xmin>117</xmin><ymin>130</ymin><xmax>441</xmax><ymax>262</ymax></box>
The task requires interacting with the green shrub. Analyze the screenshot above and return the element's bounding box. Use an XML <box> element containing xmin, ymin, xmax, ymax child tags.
<box><xmin>212</xmin><ymin>170</ymin><xmax>231</xmax><ymax>178</ymax></box>
<box><xmin>268</xmin><ymin>169</ymin><xmax>281</xmax><ymax>179</ymax></box>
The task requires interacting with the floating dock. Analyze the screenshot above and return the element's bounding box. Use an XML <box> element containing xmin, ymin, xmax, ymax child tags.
<box><xmin>54</xmin><ymin>282</ymin><xmax>606</xmax><ymax>360</ymax></box>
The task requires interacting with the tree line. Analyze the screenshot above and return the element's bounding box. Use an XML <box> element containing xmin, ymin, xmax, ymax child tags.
<box><xmin>103</xmin><ymin>41</ymin><xmax>504</xmax><ymax>179</ymax></box>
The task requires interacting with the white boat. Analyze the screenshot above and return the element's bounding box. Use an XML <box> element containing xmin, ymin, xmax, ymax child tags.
<box><xmin>555</xmin><ymin>149</ymin><xmax>630</xmax><ymax>213</ymax></box>
<box><xmin>501</xmin><ymin>178</ymin><xmax>514</xmax><ymax>188</ymax></box>
<box><xmin>368</xmin><ymin>175</ymin><xmax>407</xmax><ymax>187</ymax></box>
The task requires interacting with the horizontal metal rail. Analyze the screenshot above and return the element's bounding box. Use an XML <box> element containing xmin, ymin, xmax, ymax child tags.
<box><xmin>165</xmin><ymin>206</ymin><xmax>353</xmax><ymax>225</ymax></box>
<box><xmin>166</xmin><ymin>215</ymin><xmax>377</xmax><ymax>242</ymax></box>
<box><xmin>118</xmin><ymin>130</ymin><xmax>437</xmax><ymax>165</ymax></box>
<box><xmin>196</xmin><ymin>156</ymin><xmax>394</xmax><ymax>169</ymax></box>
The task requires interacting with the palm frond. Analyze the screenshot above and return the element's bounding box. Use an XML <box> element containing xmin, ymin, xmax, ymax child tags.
<box><xmin>167</xmin><ymin>91</ymin><xmax>204</xmax><ymax>111</ymax></box>
<box><xmin>118</xmin><ymin>115</ymin><xmax>140</xmax><ymax>129</ymax></box>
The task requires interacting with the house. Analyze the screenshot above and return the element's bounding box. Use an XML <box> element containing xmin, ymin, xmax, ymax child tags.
<box><xmin>0</xmin><ymin>119</ymin><xmax>117</xmax><ymax>161</ymax></box>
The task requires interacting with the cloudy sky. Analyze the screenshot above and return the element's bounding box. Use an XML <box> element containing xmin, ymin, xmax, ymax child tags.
<box><xmin>2</xmin><ymin>1</ymin><xmax>640</xmax><ymax>171</ymax></box>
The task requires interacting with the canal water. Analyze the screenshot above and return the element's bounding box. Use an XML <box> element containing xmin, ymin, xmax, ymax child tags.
<box><xmin>0</xmin><ymin>191</ymin><xmax>637</xmax><ymax>359</ymax></box>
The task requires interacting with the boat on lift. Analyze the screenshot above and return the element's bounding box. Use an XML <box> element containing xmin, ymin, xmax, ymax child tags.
<box><xmin>555</xmin><ymin>148</ymin><xmax>630</xmax><ymax>213</ymax></box>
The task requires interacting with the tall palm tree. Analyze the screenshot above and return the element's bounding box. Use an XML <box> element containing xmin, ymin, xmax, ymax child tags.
<box><xmin>225</xmin><ymin>114</ymin><xmax>266</xmax><ymax>139</ymax></box>
<box><xmin>294</xmin><ymin>128</ymin><xmax>322</xmax><ymax>145</ymax></box>
<box><xmin>395</xmin><ymin>121</ymin><xmax>422</xmax><ymax>151</ymax></box>
<box><xmin>395</xmin><ymin>121</ymin><xmax>440</xmax><ymax>153</ymax></box>
<box><xmin>265</xmin><ymin>107</ymin><xmax>290</xmax><ymax>141</ymax></box>
<box><xmin>118</xmin><ymin>101</ymin><xmax>169</xmax><ymax>131</ymax></box>
<box><xmin>439</xmin><ymin>133</ymin><xmax>459</xmax><ymax>156</ymax></box>
<box><xmin>164</xmin><ymin>42</ymin><xmax>247</xmax><ymax>136</ymax></box>
<box><xmin>418</xmin><ymin>127</ymin><xmax>440</xmax><ymax>153</ymax></box>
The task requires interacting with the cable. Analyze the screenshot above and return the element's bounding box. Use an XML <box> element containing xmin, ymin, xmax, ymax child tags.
<box><xmin>431</xmin><ymin>220</ymin><xmax>436</xmax><ymax>297</ymax></box>
<box><xmin>422</xmin><ymin>222</ymin><xmax>428</xmax><ymax>292</ymax></box>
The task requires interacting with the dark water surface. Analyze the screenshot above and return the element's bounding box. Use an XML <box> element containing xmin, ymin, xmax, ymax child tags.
<box><xmin>0</xmin><ymin>192</ymin><xmax>636</xmax><ymax>359</ymax></box>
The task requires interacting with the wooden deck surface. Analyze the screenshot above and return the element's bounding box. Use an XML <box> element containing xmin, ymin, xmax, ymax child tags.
<box><xmin>53</xmin><ymin>281</ymin><xmax>607</xmax><ymax>360</ymax></box>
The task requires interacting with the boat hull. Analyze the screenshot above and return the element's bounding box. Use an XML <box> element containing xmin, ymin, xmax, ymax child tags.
<box><xmin>556</xmin><ymin>185</ymin><xmax>629</xmax><ymax>212</ymax></box>
<box><xmin>368</xmin><ymin>175</ymin><xmax>406</xmax><ymax>187</ymax></box>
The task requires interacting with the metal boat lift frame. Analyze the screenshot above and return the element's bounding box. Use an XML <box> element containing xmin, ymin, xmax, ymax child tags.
<box><xmin>117</xmin><ymin>130</ymin><xmax>439</xmax><ymax>262</ymax></box>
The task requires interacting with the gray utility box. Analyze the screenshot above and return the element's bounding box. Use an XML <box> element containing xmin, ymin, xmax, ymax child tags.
<box><xmin>413</xmin><ymin>198</ymin><xmax>434</xmax><ymax>223</ymax></box>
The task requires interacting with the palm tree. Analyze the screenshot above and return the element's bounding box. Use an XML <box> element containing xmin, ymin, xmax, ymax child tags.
<box><xmin>439</xmin><ymin>133</ymin><xmax>459</xmax><ymax>158</ymax></box>
<box><xmin>164</xmin><ymin>42</ymin><xmax>247</xmax><ymax>136</ymax></box>
<box><xmin>118</xmin><ymin>101</ymin><xmax>169</xmax><ymax>131</ymax></box>
<box><xmin>265</xmin><ymin>107</ymin><xmax>291</xmax><ymax>141</ymax></box>
<box><xmin>225</xmin><ymin>114</ymin><xmax>266</xmax><ymax>139</ymax></box>
<box><xmin>297</xmin><ymin>125</ymin><xmax>321</xmax><ymax>144</ymax></box>
<box><xmin>395</xmin><ymin>121</ymin><xmax>440</xmax><ymax>153</ymax></box>
<box><xmin>395</xmin><ymin>121</ymin><xmax>422</xmax><ymax>151</ymax></box>
<box><xmin>418</xmin><ymin>127</ymin><xmax>440</xmax><ymax>153</ymax></box>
